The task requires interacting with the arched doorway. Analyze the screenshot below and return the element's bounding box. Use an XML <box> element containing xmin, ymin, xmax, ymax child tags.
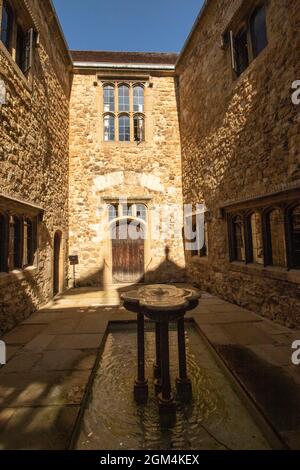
<box><xmin>111</xmin><ymin>219</ymin><xmax>145</xmax><ymax>283</ymax></box>
<box><xmin>53</xmin><ymin>231</ymin><xmax>62</xmax><ymax>295</ymax></box>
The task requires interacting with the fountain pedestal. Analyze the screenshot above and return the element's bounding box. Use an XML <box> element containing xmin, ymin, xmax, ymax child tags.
<box><xmin>122</xmin><ymin>284</ymin><xmax>201</xmax><ymax>425</ymax></box>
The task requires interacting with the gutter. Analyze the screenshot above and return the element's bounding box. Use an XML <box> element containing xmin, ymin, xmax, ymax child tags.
<box><xmin>176</xmin><ymin>0</ymin><xmax>210</xmax><ymax>69</ymax></box>
<box><xmin>73</xmin><ymin>61</ymin><xmax>175</xmax><ymax>71</ymax></box>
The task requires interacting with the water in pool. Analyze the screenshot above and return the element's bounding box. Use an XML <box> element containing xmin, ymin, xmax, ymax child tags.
<box><xmin>75</xmin><ymin>323</ymin><xmax>273</xmax><ymax>450</ymax></box>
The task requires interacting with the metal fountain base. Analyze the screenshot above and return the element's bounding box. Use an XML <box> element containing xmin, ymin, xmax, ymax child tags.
<box><xmin>134</xmin><ymin>380</ymin><xmax>149</xmax><ymax>404</ymax></box>
<box><xmin>122</xmin><ymin>284</ymin><xmax>201</xmax><ymax>427</ymax></box>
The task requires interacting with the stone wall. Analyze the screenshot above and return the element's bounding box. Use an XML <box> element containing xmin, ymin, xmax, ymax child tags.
<box><xmin>0</xmin><ymin>0</ymin><xmax>71</xmax><ymax>334</ymax></box>
<box><xmin>178</xmin><ymin>0</ymin><xmax>300</xmax><ymax>326</ymax></box>
<box><xmin>69</xmin><ymin>71</ymin><xmax>185</xmax><ymax>286</ymax></box>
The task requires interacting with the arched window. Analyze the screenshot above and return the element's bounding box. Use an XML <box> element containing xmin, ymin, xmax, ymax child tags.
<box><xmin>118</xmin><ymin>85</ymin><xmax>130</xmax><ymax>112</ymax></box>
<box><xmin>9</xmin><ymin>215</ymin><xmax>22</xmax><ymax>270</ymax></box>
<box><xmin>136</xmin><ymin>204</ymin><xmax>147</xmax><ymax>222</ymax></box>
<box><xmin>267</xmin><ymin>209</ymin><xmax>286</xmax><ymax>267</ymax></box>
<box><xmin>133</xmin><ymin>85</ymin><xmax>144</xmax><ymax>112</ymax></box>
<box><xmin>134</xmin><ymin>114</ymin><xmax>145</xmax><ymax>142</ymax></box>
<box><xmin>103</xmin><ymin>114</ymin><xmax>115</xmax><ymax>141</ymax></box>
<box><xmin>291</xmin><ymin>205</ymin><xmax>300</xmax><ymax>269</ymax></box>
<box><xmin>0</xmin><ymin>213</ymin><xmax>8</xmax><ymax>272</ymax></box>
<box><xmin>122</xmin><ymin>204</ymin><xmax>134</xmax><ymax>217</ymax></box>
<box><xmin>249</xmin><ymin>212</ymin><xmax>264</xmax><ymax>264</ymax></box>
<box><xmin>250</xmin><ymin>5</ymin><xmax>268</xmax><ymax>58</ymax></box>
<box><xmin>103</xmin><ymin>84</ymin><xmax>115</xmax><ymax>112</ymax></box>
<box><xmin>119</xmin><ymin>114</ymin><xmax>130</xmax><ymax>142</ymax></box>
<box><xmin>108</xmin><ymin>205</ymin><xmax>117</xmax><ymax>222</ymax></box>
<box><xmin>232</xmin><ymin>215</ymin><xmax>245</xmax><ymax>262</ymax></box>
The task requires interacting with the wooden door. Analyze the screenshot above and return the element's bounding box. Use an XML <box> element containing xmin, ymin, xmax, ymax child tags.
<box><xmin>112</xmin><ymin>220</ymin><xmax>145</xmax><ymax>283</ymax></box>
<box><xmin>53</xmin><ymin>231</ymin><xmax>61</xmax><ymax>295</ymax></box>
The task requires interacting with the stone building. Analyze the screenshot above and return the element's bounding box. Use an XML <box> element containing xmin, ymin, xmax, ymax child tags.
<box><xmin>0</xmin><ymin>0</ymin><xmax>299</xmax><ymax>335</ymax></box>
<box><xmin>177</xmin><ymin>0</ymin><xmax>300</xmax><ymax>326</ymax></box>
<box><xmin>69</xmin><ymin>51</ymin><xmax>185</xmax><ymax>288</ymax></box>
<box><xmin>0</xmin><ymin>0</ymin><xmax>72</xmax><ymax>334</ymax></box>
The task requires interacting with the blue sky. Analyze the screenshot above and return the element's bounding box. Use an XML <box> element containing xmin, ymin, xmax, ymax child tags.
<box><xmin>52</xmin><ymin>0</ymin><xmax>204</xmax><ymax>52</ymax></box>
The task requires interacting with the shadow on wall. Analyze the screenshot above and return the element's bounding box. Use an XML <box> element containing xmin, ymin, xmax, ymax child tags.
<box><xmin>0</xmin><ymin>268</ymin><xmax>44</xmax><ymax>336</ymax></box>
<box><xmin>0</xmin><ymin>222</ymin><xmax>54</xmax><ymax>336</ymax></box>
<box><xmin>74</xmin><ymin>266</ymin><xmax>105</xmax><ymax>289</ymax></box>
<box><xmin>73</xmin><ymin>246</ymin><xmax>186</xmax><ymax>288</ymax></box>
<box><xmin>145</xmin><ymin>246</ymin><xmax>186</xmax><ymax>284</ymax></box>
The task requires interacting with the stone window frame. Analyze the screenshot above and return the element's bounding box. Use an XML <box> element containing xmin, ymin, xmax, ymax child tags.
<box><xmin>245</xmin><ymin>211</ymin><xmax>264</xmax><ymax>265</ymax></box>
<box><xmin>226</xmin><ymin>0</ymin><xmax>269</xmax><ymax>78</ymax></box>
<box><xmin>262</xmin><ymin>206</ymin><xmax>287</xmax><ymax>269</ymax></box>
<box><xmin>285</xmin><ymin>203</ymin><xmax>300</xmax><ymax>270</ymax></box>
<box><xmin>107</xmin><ymin>202</ymin><xmax>148</xmax><ymax>223</ymax></box>
<box><xmin>118</xmin><ymin>112</ymin><xmax>131</xmax><ymax>142</ymax></box>
<box><xmin>0</xmin><ymin>0</ymin><xmax>36</xmax><ymax>78</ymax></box>
<box><xmin>100</xmin><ymin>80</ymin><xmax>146</xmax><ymax>143</ymax></box>
<box><xmin>103</xmin><ymin>112</ymin><xmax>115</xmax><ymax>142</ymax></box>
<box><xmin>0</xmin><ymin>209</ymin><xmax>38</xmax><ymax>274</ymax></box>
<box><xmin>227</xmin><ymin>197</ymin><xmax>300</xmax><ymax>271</ymax></box>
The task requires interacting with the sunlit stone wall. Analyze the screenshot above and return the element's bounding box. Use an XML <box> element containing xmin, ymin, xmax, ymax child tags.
<box><xmin>178</xmin><ymin>0</ymin><xmax>300</xmax><ymax>326</ymax></box>
<box><xmin>69</xmin><ymin>70</ymin><xmax>185</xmax><ymax>286</ymax></box>
<box><xmin>0</xmin><ymin>0</ymin><xmax>71</xmax><ymax>334</ymax></box>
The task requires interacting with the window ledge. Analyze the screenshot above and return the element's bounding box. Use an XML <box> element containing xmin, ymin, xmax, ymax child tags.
<box><xmin>191</xmin><ymin>256</ymin><xmax>209</xmax><ymax>265</ymax></box>
<box><xmin>0</xmin><ymin>41</ymin><xmax>31</xmax><ymax>93</ymax></box>
<box><xmin>0</xmin><ymin>266</ymin><xmax>37</xmax><ymax>287</ymax></box>
<box><xmin>233</xmin><ymin>44</ymin><xmax>269</xmax><ymax>85</ymax></box>
<box><xmin>229</xmin><ymin>262</ymin><xmax>300</xmax><ymax>285</ymax></box>
<box><xmin>102</xmin><ymin>141</ymin><xmax>146</xmax><ymax>146</ymax></box>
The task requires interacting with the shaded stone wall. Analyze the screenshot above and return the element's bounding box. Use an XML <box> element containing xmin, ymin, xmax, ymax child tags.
<box><xmin>69</xmin><ymin>72</ymin><xmax>185</xmax><ymax>286</ymax></box>
<box><xmin>0</xmin><ymin>0</ymin><xmax>71</xmax><ymax>334</ymax></box>
<box><xmin>178</xmin><ymin>0</ymin><xmax>300</xmax><ymax>326</ymax></box>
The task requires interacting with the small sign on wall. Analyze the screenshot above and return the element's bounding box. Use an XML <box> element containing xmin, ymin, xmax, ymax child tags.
<box><xmin>69</xmin><ymin>255</ymin><xmax>79</xmax><ymax>266</ymax></box>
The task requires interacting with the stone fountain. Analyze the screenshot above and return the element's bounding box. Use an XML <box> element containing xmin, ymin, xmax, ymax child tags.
<box><xmin>122</xmin><ymin>284</ymin><xmax>201</xmax><ymax>425</ymax></box>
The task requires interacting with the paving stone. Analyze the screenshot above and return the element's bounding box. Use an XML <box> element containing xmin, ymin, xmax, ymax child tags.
<box><xmin>0</xmin><ymin>371</ymin><xmax>90</xmax><ymax>407</ymax></box>
<box><xmin>47</xmin><ymin>334</ymin><xmax>104</xmax><ymax>351</ymax></box>
<box><xmin>2</xmin><ymin>325</ymin><xmax>45</xmax><ymax>345</ymax></box>
<box><xmin>23</xmin><ymin>334</ymin><xmax>56</xmax><ymax>353</ymax></box>
<box><xmin>248</xmin><ymin>344</ymin><xmax>293</xmax><ymax>367</ymax></box>
<box><xmin>32</xmin><ymin>349</ymin><xmax>98</xmax><ymax>372</ymax></box>
<box><xmin>74</xmin><ymin>318</ymin><xmax>108</xmax><ymax>334</ymax></box>
<box><xmin>0</xmin><ymin>353</ymin><xmax>42</xmax><ymax>373</ymax></box>
<box><xmin>198</xmin><ymin>324</ymin><xmax>235</xmax><ymax>346</ymax></box>
<box><xmin>0</xmin><ymin>409</ymin><xmax>14</xmax><ymax>433</ymax></box>
<box><xmin>205</xmin><ymin>304</ymin><xmax>254</xmax><ymax>314</ymax></box>
<box><xmin>21</xmin><ymin>312</ymin><xmax>61</xmax><ymax>325</ymax></box>
<box><xmin>5</xmin><ymin>346</ymin><xmax>23</xmax><ymax>362</ymax></box>
<box><xmin>43</xmin><ymin>318</ymin><xmax>82</xmax><ymax>335</ymax></box>
<box><xmin>256</xmin><ymin>321</ymin><xmax>292</xmax><ymax>336</ymax></box>
<box><xmin>222</xmin><ymin>323</ymin><xmax>273</xmax><ymax>346</ymax></box>
<box><xmin>0</xmin><ymin>405</ymin><xmax>80</xmax><ymax>450</ymax></box>
<box><xmin>192</xmin><ymin>311</ymin><xmax>262</xmax><ymax>325</ymax></box>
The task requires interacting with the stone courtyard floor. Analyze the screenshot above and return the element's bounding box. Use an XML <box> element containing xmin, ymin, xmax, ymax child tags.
<box><xmin>0</xmin><ymin>285</ymin><xmax>300</xmax><ymax>450</ymax></box>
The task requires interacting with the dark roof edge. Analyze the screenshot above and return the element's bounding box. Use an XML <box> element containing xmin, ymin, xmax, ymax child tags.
<box><xmin>71</xmin><ymin>50</ymin><xmax>178</xmax><ymax>66</ymax></box>
<box><xmin>176</xmin><ymin>0</ymin><xmax>210</xmax><ymax>69</ymax></box>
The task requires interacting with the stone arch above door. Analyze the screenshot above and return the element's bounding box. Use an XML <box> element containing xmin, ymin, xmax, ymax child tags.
<box><xmin>93</xmin><ymin>171</ymin><xmax>164</xmax><ymax>193</ymax></box>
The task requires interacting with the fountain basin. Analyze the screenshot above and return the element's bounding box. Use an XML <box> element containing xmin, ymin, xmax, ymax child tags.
<box><xmin>74</xmin><ymin>322</ymin><xmax>279</xmax><ymax>450</ymax></box>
